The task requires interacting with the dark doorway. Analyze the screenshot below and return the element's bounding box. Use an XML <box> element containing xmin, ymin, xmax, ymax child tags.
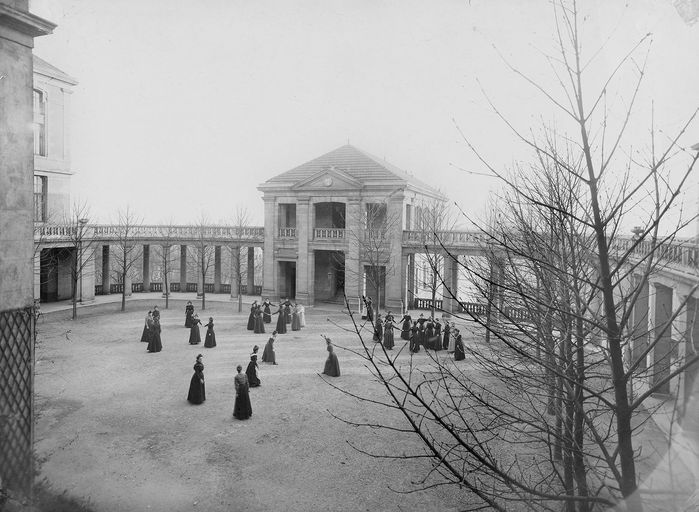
<box><xmin>40</xmin><ymin>247</ymin><xmax>74</xmax><ymax>302</ymax></box>
<box><xmin>314</xmin><ymin>250</ymin><xmax>345</xmax><ymax>302</ymax></box>
<box><xmin>278</xmin><ymin>261</ymin><xmax>296</xmax><ymax>300</ymax></box>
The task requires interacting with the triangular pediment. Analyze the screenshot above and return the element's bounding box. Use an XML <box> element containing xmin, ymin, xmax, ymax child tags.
<box><xmin>291</xmin><ymin>166</ymin><xmax>362</xmax><ymax>191</ymax></box>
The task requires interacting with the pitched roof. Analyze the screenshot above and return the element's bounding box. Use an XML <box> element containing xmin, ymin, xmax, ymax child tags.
<box><xmin>33</xmin><ymin>55</ymin><xmax>78</xmax><ymax>85</ymax></box>
<box><xmin>263</xmin><ymin>144</ymin><xmax>445</xmax><ymax>199</ymax></box>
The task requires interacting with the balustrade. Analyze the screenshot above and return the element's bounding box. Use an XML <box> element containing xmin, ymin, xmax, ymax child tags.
<box><xmin>278</xmin><ymin>227</ymin><xmax>297</xmax><ymax>238</ymax></box>
<box><xmin>313</xmin><ymin>228</ymin><xmax>345</xmax><ymax>240</ymax></box>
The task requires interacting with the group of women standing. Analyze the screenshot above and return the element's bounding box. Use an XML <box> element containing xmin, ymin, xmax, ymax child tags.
<box><xmin>140</xmin><ymin>306</ymin><xmax>162</xmax><ymax>353</ymax></box>
<box><xmin>368</xmin><ymin>310</ymin><xmax>466</xmax><ymax>360</ymax></box>
<box><xmin>185</xmin><ymin>302</ymin><xmax>217</xmax><ymax>348</ymax></box>
<box><xmin>246</xmin><ymin>298</ymin><xmax>306</xmax><ymax>336</ymax></box>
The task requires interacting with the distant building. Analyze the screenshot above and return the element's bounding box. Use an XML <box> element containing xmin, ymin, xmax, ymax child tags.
<box><xmin>32</xmin><ymin>56</ymin><xmax>79</xmax><ymax>303</ymax></box>
<box><xmin>32</xmin><ymin>56</ymin><xmax>78</xmax><ymax>224</ymax></box>
<box><xmin>258</xmin><ymin>144</ymin><xmax>446</xmax><ymax>310</ymax></box>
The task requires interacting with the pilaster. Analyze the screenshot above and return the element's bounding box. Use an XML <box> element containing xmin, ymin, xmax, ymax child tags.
<box><xmin>142</xmin><ymin>244</ymin><xmax>150</xmax><ymax>292</ymax></box>
<box><xmin>344</xmin><ymin>198</ymin><xmax>361</xmax><ymax>311</ymax></box>
<box><xmin>296</xmin><ymin>197</ymin><xmax>311</xmax><ymax>304</ymax></box>
<box><xmin>80</xmin><ymin>245</ymin><xmax>95</xmax><ymax>302</ymax></box>
<box><xmin>247</xmin><ymin>246</ymin><xmax>255</xmax><ymax>293</ymax></box>
<box><xmin>214</xmin><ymin>245</ymin><xmax>221</xmax><ymax>293</ymax></box>
<box><xmin>385</xmin><ymin>195</ymin><xmax>404</xmax><ymax>312</ymax></box>
<box><xmin>102</xmin><ymin>245</ymin><xmax>111</xmax><ymax>294</ymax></box>
<box><xmin>262</xmin><ymin>197</ymin><xmax>276</xmax><ymax>299</ymax></box>
<box><xmin>179</xmin><ymin>244</ymin><xmax>187</xmax><ymax>290</ymax></box>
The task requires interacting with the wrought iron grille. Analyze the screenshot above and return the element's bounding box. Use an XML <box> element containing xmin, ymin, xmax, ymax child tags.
<box><xmin>0</xmin><ymin>306</ymin><xmax>35</xmax><ymax>495</ymax></box>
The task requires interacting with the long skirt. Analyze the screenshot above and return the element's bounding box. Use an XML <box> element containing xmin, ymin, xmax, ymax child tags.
<box><xmin>373</xmin><ymin>322</ymin><xmax>383</xmax><ymax>342</ymax></box>
<box><xmin>442</xmin><ymin>331</ymin><xmax>450</xmax><ymax>350</ymax></box>
<box><xmin>285</xmin><ymin>309</ymin><xmax>291</xmax><ymax>324</ymax></box>
<box><xmin>147</xmin><ymin>331</ymin><xmax>162</xmax><ymax>353</ymax></box>
<box><xmin>448</xmin><ymin>335</ymin><xmax>455</xmax><ymax>353</ymax></box>
<box><xmin>189</xmin><ymin>325</ymin><xmax>201</xmax><ymax>345</ymax></box>
<box><xmin>291</xmin><ymin>312</ymin><xmax>301</xmax><ymax>331</ymax></box>
<box><xmin>263</xmin><ymin>306</ymin><xmax>272</xmax><ymax>323</ymax></box>
<box><xmin>323</xmin><ymin>353</ymin><xmax>341</xmax><ymax>377</ymax></box>
<box><xmin>187</xmin><ymin>374</ymin><xmax>205</xmax><ymax>404</ymax></box>
<box><xmin>400</xmin><ymin>321</ymin><xmax>411</xmax><ymax>340</ymax></box>
<box><xmin>383</xmin><ymin>327</ymin><xmax>394</xmax><ymax>350</ymax></box>
<box><xmin>454</xmin><ymin>339</ymin><xmax>465</xmax><ymax>361</ymax></box>
<box><xmin>261</xmin><ymin>342</ymin><xmax>276</xmax><ymax>364</ymax></box>
<box><xmin>254</xmin><ymin>316</ymin><xmax>265</xmax><ymax>334</ymax></box>
<box><xmin>204</xmin><ymin>329</ymin><xmax>216</xmax><ymax>348</ymax></box>
<box><xmin>233</xmin><ymin>389</ymin><xmax>252</xmax><ymax>419</ymax></box>
<box><xmin>276</xmin><ymin>313</ymin><xmax>287</xmax><ymax>334</ymax></box>
<box><xmin>409</xmin><ymin>334</ymin><xmax>420</xmax><ymax>353</ymax></box>
<box><xmin>247</xmin><ymin>312</ymin><xmax>255</xmax><ymax>331</ymax></box>
<box><xmin>299</xmin><ymin>311</ymin><xmax>306</xmax><ymax>327</ymax></box>
<box><xmin>185</xmin><ymin>313</ymin><xmax>193</xmax><ymax>328</ymax></box>
<box><xmin>246</xmin><ymin>363</ymin><xmax>261</xmax><ymax>387</ymax></box>
<box><xmin>140</xmin><ymin>326</ymin><xmax>150</xmax><ymax>343</ymax></box>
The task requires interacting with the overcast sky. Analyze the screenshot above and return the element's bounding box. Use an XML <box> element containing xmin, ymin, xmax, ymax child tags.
<box><xmin>29</xmin><ymin>0</ymin><xmax>699</xmax><ymax>227</ymax></box>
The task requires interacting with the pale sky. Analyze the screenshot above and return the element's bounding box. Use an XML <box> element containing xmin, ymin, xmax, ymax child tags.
<box><xmin>29</xmin><ymin>0</ymin><xmax>699</xmax><ymax>228</ymax></box>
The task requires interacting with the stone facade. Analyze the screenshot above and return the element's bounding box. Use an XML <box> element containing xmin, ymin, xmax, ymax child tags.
<box><xmin>0</xmin><ymin>0</ymin><xmax>55</xmax><ymax>495</ymax></box>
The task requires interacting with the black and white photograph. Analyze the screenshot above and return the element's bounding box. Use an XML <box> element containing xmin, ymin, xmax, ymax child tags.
<box><xmin>1</xmin><ymin>0</ymin><xmax>699</xmax><ymax>510</ymax></box>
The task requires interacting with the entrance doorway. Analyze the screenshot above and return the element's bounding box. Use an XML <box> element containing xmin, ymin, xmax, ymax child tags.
<box><xmin>278</xmin><ymin>261</ymin><xmax>296</xmax><ymax>300</ymax></box>
<box><xmin>314</xmin><ymin>250</ymin><xmax>345</xmax><ymax>302</ymax></box>
<box><xmin>40</xmin><ymin>247</ymin><xmax>74</xmax><ymax>302</ymax></box>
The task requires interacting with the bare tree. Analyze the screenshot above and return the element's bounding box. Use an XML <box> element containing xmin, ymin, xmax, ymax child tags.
<box><xmin>328</xmin><ymin>2</ymin><xmax>699</xmax><ymax>510</ymax></box>
<box><xmin>230</xmin><ymin>207</ymin><xmax>250</xmax><ymax>312</ymax></box>
<box><xmin>192</xmin><ymin>214</ymin><xmax>216</xmax><ymax>310</ymax></box>
<box><xmin>411</xmin><ymin>198</ymin><xmax>458</xmax><ymax>319</ymax></box>
<box><xmin>113</xmin><ymin>206</ymin><xmax>143</xmax><ymax>312</ymax></box>
<box><xmin>64</xmin><ymin>201</ymin><xmax>95</xmax><ymax>320</ymax></box>
<box><xmin>154</xmin><ymin>220</ymin><xmax>178</xmax><ymax>309</ymax></box>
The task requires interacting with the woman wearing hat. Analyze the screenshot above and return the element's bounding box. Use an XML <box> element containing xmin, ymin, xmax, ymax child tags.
<box><xmin>187</xmin><ymin>354</ymin><xmax>206</xmax><ymax>404</ymax></box>
<box><xmin>188</xmin><ymin>313</ymin><xmax>202</xmax><ymax>345</ymax></box>
<box><xmin>246</xmin><ymin>354</ymin><xmax>261</xmax><ymax>387</ymax></box>
<box><xmin>204</xmin><ymin>316</ymin><xmax>216</xmax><ymax>348</ymax></box>
<box><xmin>184</xmin><ymin>301</ymin><xmax>195</xmax><ymax>328</ymax></box>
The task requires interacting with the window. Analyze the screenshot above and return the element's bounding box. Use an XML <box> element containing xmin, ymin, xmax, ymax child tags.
<box><xmin>34</xmin><ymin>175</ymin><xmax>47</xmax><ymax>222</ymax></box>
<box><xmin>33</xmin><ymin>89</ymin><xmax>46</xmax><ymax>156</ymax></box>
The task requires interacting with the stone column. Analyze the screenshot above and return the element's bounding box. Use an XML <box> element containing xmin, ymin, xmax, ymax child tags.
<box><xmin>442</xmin><ymin>253</ymin><xmax>459</xmax><ymax>314</ymax></box>
<box><xmin>385</xmin><ymin>195</ymin><xmax>404</xmax><ymax>312</ymax></box>
<box><xmin>80</xmin><ymin>246</ymin><xmax>95</xmax><ymax>302</ymax></box>
<box><xmin>214</xmin><ymin>246</ymin><xmax>222</xmax><ymax>293</ymax></box>
<box><xmin>400</xmin><ymin>253</ymin><xmax>409</xmax><ymax>313</ymax></box>
<box><xmin>247</xmin><ymin>246</ymin><xmax>255</xmax><ymax>294</ymax></box>
<box><xmin>295</xmin><ymin>198</ymin><xmax>311</xmax><ymax>304</ymax></box>
<box><xmin>179</xmin><ymin>245</ymin><xmax>187</xmax><ymax>291</ymax></box>
<box><xmin>344</xmin><ymin>198</ymin><xmax>361</xmax><ymax>312</ymax></box>
<box><xmin>631</xmin><ymin>274</ymin><xmax>649</xmax><ymax>370</ymax></box>
<box><xmin>102</xmin><ymin>245</ymin><xmax>111</xmax><ymax>294</ymax></box>
<box><xmin>34</xmin><ymin>250</ymin><xmax>42</xmax><ymax>299</ymax></box>
<box><xmin>672</xmin><ymin>287</ymin><xmax>690</xmax><ymax>403</ymax></box>
<box><xmin>407</xmin><ymin>253</ymin><xmax>416</xmax><ymax>308</ymax></box>
<box><xmin>651</xmin><ymin>282</ymin><xmax>673</xmax><ymax>393</ymax></box>
<box><xmin>262</xmin><ymin>197</ymin><xmax>276</xmax><ymax>300</ymax></box>
<box><xmin>142</xmin><ymin>244</ymin><xmax>150</xmax><ymax>292</ymax></box>
<box><xmin>230</xmin><ymin>245</ymin><xmax>240</xmax><ymax>298</ymax></box>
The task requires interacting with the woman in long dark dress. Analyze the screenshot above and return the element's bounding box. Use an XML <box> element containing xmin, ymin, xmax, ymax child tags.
<box><xmin>187</xmin><ymin>354</ymin><xmax>206</xmax><ymax>404</ymax></box>
<box><xmin>321</xmin><ymin>336</ymin><xmax>340</xmax><ymax>377</ymax></box>
<box><xmin>147</xmin><ymin>317</ymin><xmax>163</xmax><ymax>352</ymax></box>
<box><xmin>141</xmin><ymin>311</ymin><xmax>152</xmax><ymax>343</ymax></box>
<box><xmin>261</xmin><ymin>332</ymin><xmax>277</xmax><ymax>365</ymax></box>
<box><xmin>275</xmin><ymin>305</ymin><xmax>287</xmax><ymax>334</ymax></box>
<box><xmin>442</xmin><ymin>322</ymin><xmax>451</xmax><ymax>350</ymax></box>
<box><xmin>262</xmin><ymin>299</ymin><xmax>273</xmax><ymax>323</ymax></box>
<box><xmin>400</xmin><ymin>313</ymin><xmax>412</xmax><ymax>341</ymax></box>
<box><xmin>373</xmin><ymin>314</ymin><xmax>383</xmax><ymax>343</ymax></box>
<box><xmin>184</xmin><ymin>301</ymin><xmax>194</xmax><ymax>328</ymax></box>
<box><xmin>454</xmin><ymin>330</ymin><xmax>465</xmax><ymax>361</ymax></box>
<box><xmin>233</xmin><ymin>365</ymin><xmax>252</xmax><ymax>420</ymax></box>
<box><xmin>247</xmin><ymin>302</ymin><xmax>257</xmax><ymax>331</ymax></box>
<box><xmin>284</xmin><ymin>300</ymin><xmax>292</xmax><ymax>325</ymax></box>
<box><xmin>254</xmin><ymin>307</ymin><xmax>265</xmax><ymax>334</ymax></box>
<box><xmin>291</xmin><ymin>304</ymin><xmax>301</xmax><ymax>331</ymax></box>
<box><xmin>204</xmin><ymin>317</ymin><xmax>216</xmax><ymax>348</ymax></box>
<box><xmin>189</xmin><ymin>314</ymin><xmax>202</xmax><ymax>345</ymax></box>
<box><xmin>409</xmin><ymin>321</ymin><xmax>420</xmax><ymax>353</ymax></box>
<box><xmin>383</xmin><ymin>315</ymin><xmax>395</xmax><ymax>350</ymax></box>
<box><xmin>246</xmin><ymin>354</ymin><xmax>261</xmax><ymax>387</ymax></box>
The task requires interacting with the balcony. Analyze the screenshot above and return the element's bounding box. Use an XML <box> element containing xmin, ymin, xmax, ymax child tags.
<box><xmin>313</xmin><ymin>228</ymin><xmax>345</xmax><ymax>240</ymax></box>
<box><xmin>278</xmin><ymin>227</ymin><xmax>297</xmax><ymax>238</ymax></box>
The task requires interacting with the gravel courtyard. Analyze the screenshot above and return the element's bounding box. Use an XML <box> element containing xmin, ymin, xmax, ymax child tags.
<box><xmin>33</xmin><ymin>300</ymin><xmax>468</xmax><ymax>512</ymax></box>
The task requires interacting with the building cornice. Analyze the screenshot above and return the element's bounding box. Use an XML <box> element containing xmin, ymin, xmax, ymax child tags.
<box><xmin>0</xmin><ymin>4</ymin><xmax>55</xmax><ymax>45</ymax></box>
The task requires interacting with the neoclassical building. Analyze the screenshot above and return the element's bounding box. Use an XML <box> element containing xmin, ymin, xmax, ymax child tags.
<box><xmin>258</xmin><ymin>144</ymin><xmax>446</xmax><ymax>311</ymax></box>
